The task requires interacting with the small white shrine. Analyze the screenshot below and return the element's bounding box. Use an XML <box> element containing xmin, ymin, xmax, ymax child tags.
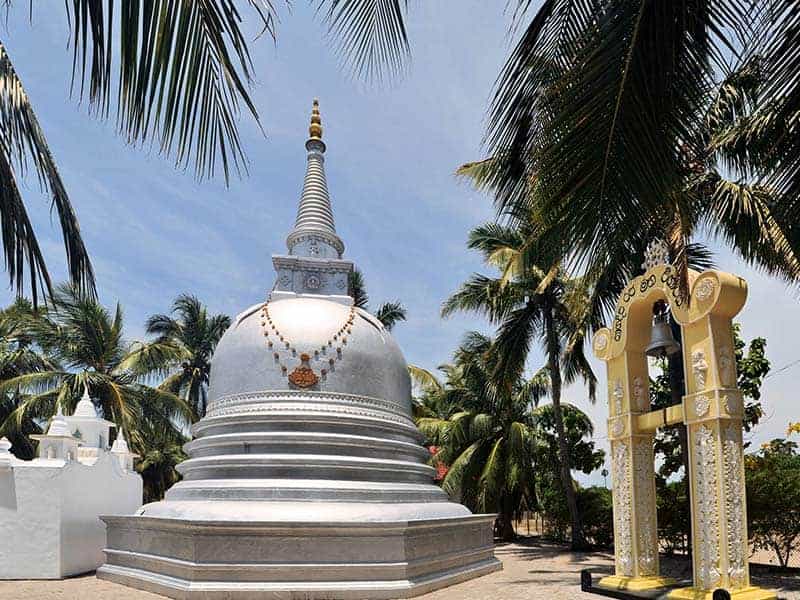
<box><xmin>0</xmin><ymin>387</ymin><xmax>142</xmax><ymax>579</ymax></box>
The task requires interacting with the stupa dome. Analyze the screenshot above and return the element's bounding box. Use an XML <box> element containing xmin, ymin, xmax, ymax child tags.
<box><xmin>207</xmin><ymin>296</ymin><xmax>412</xmax><ymax>415</ymax></box>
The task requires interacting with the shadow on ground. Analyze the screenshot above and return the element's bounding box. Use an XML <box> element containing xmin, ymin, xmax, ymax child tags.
<box><xmin>470</xmin><ymin>537</ymin><xmax>800</xmax><ymax>600</ymax></box>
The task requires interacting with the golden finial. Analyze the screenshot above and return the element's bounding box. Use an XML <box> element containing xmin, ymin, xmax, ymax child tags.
<box><xmin>309</xmin><ymin>98</ymin><xmax>323</xmax><ymax>140</ymax></box>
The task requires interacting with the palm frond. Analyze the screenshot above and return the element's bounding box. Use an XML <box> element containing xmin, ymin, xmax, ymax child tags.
<box><xmin>466</xmin><ymin>221</ymin><xmax>527</xmax><ymax>270</ymax></box>
<box><xmin>119</xmin><ymin>340</ymin><xmax>186</xmax><ymax>378</ymax></box>
<box><xmin>0</xmin><ymin>42</ymin><xmax>94</xmax><ymax>299</ymax></box>
<box><xmin>440</xmin><ymin>439</ymin><xmax>481</xmax><ymax>500</ymax></box>
<box><xmin>470</xmin><ymin>412</ymin><xmax>495</xmax><ymax>439</ymax></box>
<box><xmin>65</xmin><ymin>1</ymin><xmax>276</xmax><ymax>182</ymax></box>
<box><xmin>415</xmin><ymin>416</ymin><xmax>449</xmax><ymax>445</ymax></box>
<box><xmin>703</xmin><ymin>175</ymin><xmax>800</xmax><ymax>281</ymax></box>
<box><xmin>488</xmin><ymin>1</ymin><xmax>752</xmax><ymax>280</ymax></box>
<box><xmin>348</xmin><ymin>268</ymin><xmax>369</xmax><ymax>309</ymax></box>
<box><xmin>756</xmin><ymin>4</ymin><xmax>800</xmax><ymax>206</ymax></box>
<box><xmin>456</xmin><ymin>157</ymin><xmax>498</xmax><ymax>191</ymax></box>
<box><xmin>374</xmin><ymin>300</ymin><xmax>406</xmax><ymax>331</ymax></box>
<box><xmin>492</xmin><ymin>303</ymin><xmax>540</xmax><ymax>389</ymax></box>
<box><xmin>136</xmin><ymin>384</ymin><xmax>193</xmax><ymax>426</ymax></box>
<box><xmin>317</xmin><ymin>0</ymin><xmax>410</xmax><ymax>83</ymax></box>
<box><xmin>441</xmin><ymin>273</ymin><xmax>521</xmax><ymax>321</ymax></box>
<box><xmin>0</xmin><ymin>370</ymin><xmax>70</xmax><ymax>397</ymax></box>
<box><xmin>561</xmin><ymin>329</ymin><xmax>596</xmax><ymax>402</ymax></box>
<box><xmin>519</xmin><ymin>366</ymin><xmax>550</xmax><ymax>407</ymax></box>
<box><xmin>407</xmin><ymin>364</ymin><xmax>443</xmax><ymax>394</ymax></box>
<box><xmin>5</xmin><ymin>388</ymin><xmax>62</xmax><ymax>428</ymax></box>
<box><xmin>476</xmin><ymin>436</ymin><xmax>504</xmax><ymax>511</ymax></box>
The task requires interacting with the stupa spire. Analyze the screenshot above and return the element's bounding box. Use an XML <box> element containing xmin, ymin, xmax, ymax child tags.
<box><xmin>272</xmin><ymin>98</ymin><xmax>353</xmax><ymax>301</ymax></box>
<box><xmin>285</xmin><ymin>99</ymin><xmax>344</xmax><ymax>258</ymax></box>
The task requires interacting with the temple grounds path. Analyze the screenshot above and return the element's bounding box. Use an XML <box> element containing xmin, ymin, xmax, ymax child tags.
<box><xmin>2</xmin><ymin>539</ymin><xmax>798</xmax><ymax>599</ymax></box>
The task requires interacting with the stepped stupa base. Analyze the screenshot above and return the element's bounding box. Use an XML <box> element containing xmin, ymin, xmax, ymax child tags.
<box><xmin>98</xmin><ymin>509</ymin><xmax>500</xmax><ymax>599</ymax></box>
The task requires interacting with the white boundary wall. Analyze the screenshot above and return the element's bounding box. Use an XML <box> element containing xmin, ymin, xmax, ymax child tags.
<box><xmin>0</xmin><ymin>452</ymin><xmax>141</xmax><ymax>579</ymax></box>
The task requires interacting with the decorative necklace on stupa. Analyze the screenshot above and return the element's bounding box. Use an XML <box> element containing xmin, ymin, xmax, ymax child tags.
<box><xmin>260</xmin><ymin>302</ymin><xmax>355</xmax><ymax>387</ymax></box>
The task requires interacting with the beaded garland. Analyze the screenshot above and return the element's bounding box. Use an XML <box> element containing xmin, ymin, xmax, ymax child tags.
<box><xmin>260</xmin><ymin>302</ymin><xmax>355</xmax><ymax>387</ymax></box>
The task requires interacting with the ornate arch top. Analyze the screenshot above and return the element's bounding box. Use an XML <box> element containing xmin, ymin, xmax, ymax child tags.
<box><xmin>592</xmin><ymin>264</ymin><xmax>747</xmax><ymax>361</ymax></box>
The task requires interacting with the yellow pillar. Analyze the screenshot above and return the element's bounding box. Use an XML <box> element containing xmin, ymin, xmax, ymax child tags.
<box><xmin>596</xmin><ymin>350</ymin><xmax>675</xmax><ymax>591</ymax></box>
<box><xmin>668</xmin><ymin>278</ymin><xmax>775</xmax><ymax>600</ymax></box>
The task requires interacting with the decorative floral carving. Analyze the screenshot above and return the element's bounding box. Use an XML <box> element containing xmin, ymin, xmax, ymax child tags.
<box><xmin>304</xmin><ymin>273</ymin><xmax>323</xmax><ymax>290</ymax></box>
<box><xmin>694</xmin><ymin>278</ymin><xmax>716</xmax><ymax>301</ymax></box>
<box><xmin>284</xmin><ymin>232</ymin><xmax>344</xmax><ymax>256</ymax></box>
<box><xmin>694</xmin><ymin>425</ymin><xmax>721</xmax><ymax>590</ymax></box>
<box><xmin>633</xmin><ymin>440</ymin><xmax>657</xmax><ymax>575</ymax></box>
<box><xmin>692</xmin><ymin>350</ymin><xmax>708</xmax><ymax>390</ymax></box>
<box><xmin>610</xmin><ymin>419</ymin><xmax>624</xmax><ymax>437</ymax></box>
<box><xmin>723</xmin><ymin>395</ymin><xmax>737</xmax><ymax>416</ymax></box>
<box><xmin>208</xmin><ymin>389</ymin><xmax>409</xmax><ymax>419</ymax></box>
<box><xmin>209</xmin><ymin>401</ymin><xmax>410</xmax><ymax>425</ymax></box>
<box><xmin>718</xmin><ymin>346</ymin><xmax>735</xmax><ymax>386</ymax></box>
<box><xmin>594</xmin><ymin>331</ymin><xmax>609</xmax><ymax>351</ymax></box>
<box><xmin>613</xmin><ymin>379</ymin><xmax>624</xmax><ymax>414</ymax></box>
<box><xmin>279</xmin><ymin>273</ymin><xmax>292</xmax><ymax>287</ymax></box>
<box><xmin>336</xmin><ymin>278</ymin><xmax>347</xmax><ymax>290</ymax></box>
<box><xmin>723</xmin><ymin>425</ymin><xmax>747</xmax><ymax>589</ymax></box>
<box><xmin>612</xmin><ymin>442</ymin><xmax>633</xmax><ymax>577</ymax></box>
<box><xmin>695</xmin><ymin>395</ymin><xmax>711</xmax><ymax>417</ymax></box>
<box><xmin>633</xmin><ymin>376</ymin><xmax>646</xmax><ymax>411</ymax></box>
<box><xmin>642</xmin><ymin>238</ymin><xmax>670</xmax><ymax>271</ymax></box>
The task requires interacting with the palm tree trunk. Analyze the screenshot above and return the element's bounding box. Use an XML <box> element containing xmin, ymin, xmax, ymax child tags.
<box><xmin>499</xmin><ymin>497</ymin><xmax>517</xmax><ymax>542</ymax></box>
<box><xmin>545</xmin><ymin>312</ymin><xmax>587</xmax><ymax>550</ymax></box>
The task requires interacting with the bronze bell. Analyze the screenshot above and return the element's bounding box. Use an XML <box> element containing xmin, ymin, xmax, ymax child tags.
<box><xmin>645</xmin><ymin>312</ymin><xmax>681</xmax><ymax>357</ymax></box>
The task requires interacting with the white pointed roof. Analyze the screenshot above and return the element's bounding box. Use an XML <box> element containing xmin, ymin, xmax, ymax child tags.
<box><xmin>66</xmin><ymin>384</ymin><xmax>114</xmax><ymax>427</ymax></box>
<box><xmin>73</xmin><ymin>384</ymin><xmax>98</xmax><ymax>418</ymax></box>
<box><xmin>46</xmin><ymin>405</ymin><xmax>72</xmax><ymax>437</ymax></box>
<box><xmin>111</xmin><ymin>429</ymin><xmax>130</xmax><ymax>454</ymax></box>
<box><xmin>0</xmin><ymin>436</ymin><xmax>12</xmax><ymax>468</ymax></box>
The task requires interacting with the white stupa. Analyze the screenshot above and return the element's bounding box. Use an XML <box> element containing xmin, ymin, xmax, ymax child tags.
<box><xmin>98</xmin><ymin>100</ymin><xmax>500</xmax><ymax>599</ymax></box>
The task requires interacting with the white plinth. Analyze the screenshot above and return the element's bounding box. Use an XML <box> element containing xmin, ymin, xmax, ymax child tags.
<box><xmin>98</xmin><ymin>509</ymin><xmax>500</xmax><ymax>599</ymax></box>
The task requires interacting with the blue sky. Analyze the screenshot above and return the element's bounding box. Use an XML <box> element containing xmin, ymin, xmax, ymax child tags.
<box><xmin>3</xmin><ymin>3</ymin><xmax>798</xmax><ymax>483</ymax></box>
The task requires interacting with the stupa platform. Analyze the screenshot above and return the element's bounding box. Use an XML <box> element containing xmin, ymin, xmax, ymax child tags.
<box><xmin>98</xmin><ymin>511</ymin><xmax>501</xmax><ymax>599</ymax></box>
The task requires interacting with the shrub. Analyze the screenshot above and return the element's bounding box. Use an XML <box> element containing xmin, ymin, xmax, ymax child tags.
<box><xmin>578</xmin><ymin>486</ymin><xmax>614</xmax><ymax>547</ymax></box>
<box><xmin>746</xmin><ymin>439</ymin><xmax>800</xmax><ymax>568</ymax></box>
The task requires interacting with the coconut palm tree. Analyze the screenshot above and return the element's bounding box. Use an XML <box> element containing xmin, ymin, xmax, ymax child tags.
<box><xmin>0</xmin><ymin>284</ymin><xmax>190</xmax><ymax>455</ymax></box>
<box><xmin>136</xmin><ymin>417</ymin><xmax>188</xmax><ymax>504</ymax></box>
<box><xmin>414</xmin><ymin>332</ymin><xmax>542</xmax><ymax>541</ymax></box>
<box><xmin>530</xmin><ymin>402</ymin><xmax>605</xmax><ymax>486</ymax></box>
<box><xmin>442</xmin><ymin>219</ymin><xmax>608</xmax><ymax>549</ymax></box>
<box><xmin>0</xmin><ymin>299</ymin><xmax>55</xmax><ymax>458</ymax></box>
<box><xmin>139</xmin><ymin>294</ymin><xmax>231</xmax><ymax>421</ymax></box>
<box><xmin>349</xmin><ymin>268</ymin><xmax>407</xmax><ymax>331</ymax></box>
<box><xmin>413</xmin><ymin>333</ymin><xmax>602</xmax><ymax>542</ymax></box>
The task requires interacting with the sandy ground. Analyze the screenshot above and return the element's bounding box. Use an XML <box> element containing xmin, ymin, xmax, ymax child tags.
<box><xmin>2</xmin><ymin>540</ymin><xmax>798</xmax><ymax>600</ymax></box>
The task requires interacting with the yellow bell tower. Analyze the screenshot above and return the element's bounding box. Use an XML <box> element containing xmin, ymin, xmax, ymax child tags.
<box><xmin>592</xmin><ymin>242</ymin><xmax>775</xmax><ymax>599</ymax></box>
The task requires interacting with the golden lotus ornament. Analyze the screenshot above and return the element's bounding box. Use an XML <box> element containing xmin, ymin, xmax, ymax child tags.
<box><xmin>288</xmin><ymin>353</ymin><xmax>319</xmax><ymax>388</ymax></box>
